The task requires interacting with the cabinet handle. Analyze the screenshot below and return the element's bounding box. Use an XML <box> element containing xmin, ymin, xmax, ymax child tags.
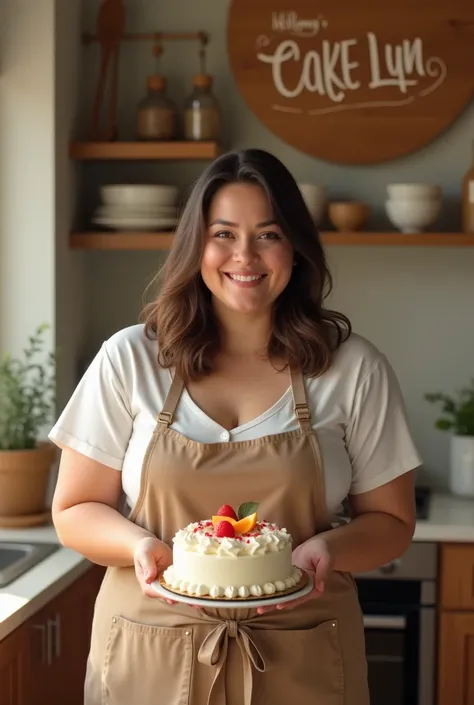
<box><xmin>31</xmin><ymin>623</ymin><xmax>47</xmax><ymax>666</ymax></box>
<box><xmin>47</xmin><ymin>612</ymin><xmax>61</xmax><ymax>663</ymax></box>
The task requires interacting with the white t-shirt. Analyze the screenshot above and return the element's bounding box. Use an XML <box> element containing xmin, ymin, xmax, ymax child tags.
<box><xmin>49</xmin><ymin>324</ymin><xmax>421</xmax><ymax>517</ymax></box>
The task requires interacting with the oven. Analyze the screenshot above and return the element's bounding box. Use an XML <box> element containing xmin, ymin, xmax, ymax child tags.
<box><xmin>354</xmin><ymin>540</ymin><xmax>437</xmax><ymax>705</ymax></box>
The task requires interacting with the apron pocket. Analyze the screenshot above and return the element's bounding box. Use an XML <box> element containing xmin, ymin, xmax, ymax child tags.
<box><xmin>102</xmin><ymin>615</ymin><xmax>193</xmax><ymax>705</ymax></box>
<box><xmin>252</xmin><ymin>619</ymin><xmax>344</xmax><ymax>704</ymax></box>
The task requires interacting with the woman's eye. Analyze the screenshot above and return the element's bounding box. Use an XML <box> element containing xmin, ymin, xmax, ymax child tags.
<box><xmin>214</xmin><ymin>230</ymin><xmax>234</xmax><ymax>239</ymax></box>
<box><xmin>259</xmin><ymin>231</ymin><xmax>281</xmax><ymax>240</ymax></box>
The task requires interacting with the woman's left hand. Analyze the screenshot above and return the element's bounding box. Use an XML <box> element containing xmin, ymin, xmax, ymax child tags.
<box><xmin>256</xmin><ymin>536</ymin><xmax>333</xmax><ymax>615</ymax></box>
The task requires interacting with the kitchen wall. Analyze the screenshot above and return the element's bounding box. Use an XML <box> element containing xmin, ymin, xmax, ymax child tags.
<box><xmin>55</xmin><ymin>0</ymin><xmax>86</xmax><ymax>410</ymax></box>
<box><xmin>0</xmin><ymin>0</ymin><xmax>84</xmax><ymax>493</ymax></box>
<box><xmin>0</xmin><ymin>0</ymin><xmax>56</xmax><ymax>357</ymax></box>
<box><xmin>80</xmin><ymin>2</ymin><xmax>474</xmax><ymax>489</ymax></box>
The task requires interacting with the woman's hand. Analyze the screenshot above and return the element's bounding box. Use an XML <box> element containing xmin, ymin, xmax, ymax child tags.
<box><xmin>133</xmin><ymin>536</ymin><xmax>174</xmax><ymax>601</ymax></box>
<box><xmin>256</xmin><ymin>536</ymin><xmax>333</xmax><ymax>615</ymax></box>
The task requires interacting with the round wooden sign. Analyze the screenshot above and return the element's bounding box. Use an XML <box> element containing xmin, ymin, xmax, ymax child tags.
<box><xmin>227</xmin><ymin>0</ymin><xmax>474</xmax><ymax>164</ymax></box>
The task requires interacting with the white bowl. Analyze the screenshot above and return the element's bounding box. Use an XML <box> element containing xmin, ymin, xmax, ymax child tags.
<box><xmin>101</xmin><ymin>184</ymin><xmax>179</xmax><ymax>208</ymax></box>
<box><xmin>385</xmin><ymin>198</ymin><xmax>442</xmax><ymax>233</ymax></box>
<box><xmin>298</xmin><ymin>183</ymin><xmax>327</xmax><ymax>225</ymax></box>
<box><xmin>386</xmin><ymin>183</ymin><xmax>442</xmax><ymax>201</ymax></box>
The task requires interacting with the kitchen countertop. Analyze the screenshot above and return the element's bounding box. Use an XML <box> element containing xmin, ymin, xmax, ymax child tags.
<box><xmin>0</xmin><ymin>491</ymin><xmax>473</xmax><ymax>641</ymax></box>
<box><xmin>414</xmin><ymin>492</ymin><xmax>474</xmax><ymax>542</ymax></box>
<box><xmin>0</xmin><ymin>525</ymin><xmax>89</xmax><ymax>640</ymax></box>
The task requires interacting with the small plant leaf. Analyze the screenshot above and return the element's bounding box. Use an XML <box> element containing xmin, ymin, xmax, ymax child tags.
<box><xmin>435</xmin><ymin>418</ymin><xmax>453</xmax><ymax>431</ymax></box>
<box><xmin>0</xmin><ymin>323</ymin><xmax>56</xmax><ymax>450</ymax></box>
<box><xmin>237</xmin><ymin>502</ymin><xmax>259</xmax><ymax>520</ymax></box>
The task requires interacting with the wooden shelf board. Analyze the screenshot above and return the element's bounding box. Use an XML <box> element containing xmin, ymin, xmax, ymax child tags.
<box><xmin>321</xmin><ymin>232</ymin><xmax>474</xmax><ymax>246</ymax></box>
<box><xmin>69</xmin><ymin>141</ymin><xmax>220</xmax><ymax>160</ymax></box>
<box><xmin>70</xmin><ymin>231</ymin><xmax>474</xmax><ymax>250</ymax></box>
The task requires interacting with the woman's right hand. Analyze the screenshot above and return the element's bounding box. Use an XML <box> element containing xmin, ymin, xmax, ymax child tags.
<box><xmin>133</xmin><ymin>536</ymin><xmax>174</xmax><ymax>601</ymax></box>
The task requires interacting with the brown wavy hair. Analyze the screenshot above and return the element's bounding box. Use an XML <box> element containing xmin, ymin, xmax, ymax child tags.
<box><xmin>141</xmin><ymin>148</ymin><xmax>351</xmax><ymax>381</ymax></box>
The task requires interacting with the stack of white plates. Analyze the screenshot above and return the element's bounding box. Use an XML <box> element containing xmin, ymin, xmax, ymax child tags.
<box><xmin>93</xmin><ymin>184</ymin><xmax>180</xmax><ymax>231</ymax></box>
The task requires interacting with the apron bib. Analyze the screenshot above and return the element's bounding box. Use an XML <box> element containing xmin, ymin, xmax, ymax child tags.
<box><xmin>85</xmin><ymin>367</ymin><xmax>369</xmax><ymax>705</ymax></box>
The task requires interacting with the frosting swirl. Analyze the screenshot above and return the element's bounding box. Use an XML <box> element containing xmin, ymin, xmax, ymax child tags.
<box><xmin>173</xmin><ymin>520</ymin><xmax>291</xmax><ymax>557</ymax></box>
<box><xmin>162</xmin><ymin>566</ymin><xmax>303</xmax><ymax>599</ymax></box>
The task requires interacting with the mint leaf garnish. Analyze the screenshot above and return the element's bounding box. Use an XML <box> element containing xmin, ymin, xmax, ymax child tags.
<box><xmin>237</xmin><ymin>502</ymin><xmax>259</xmax><ymax>520</ymax></box>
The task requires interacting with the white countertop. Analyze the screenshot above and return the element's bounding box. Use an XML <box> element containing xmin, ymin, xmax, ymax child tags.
<box><xmin>0</xmin><ymin>492</ymin><xmax>473</xmax><ymax>641</ymax></box>
<box><xmin>414</xmin><ymin>492</ymin><xmax>474</xmax><ymax>542</ymax></box>
<box><xmin>0</xmin><ymin>524</ymin><xmax>89</xmax><ymax>640</ymax></box>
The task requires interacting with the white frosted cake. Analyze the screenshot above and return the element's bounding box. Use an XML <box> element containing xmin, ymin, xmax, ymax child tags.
<box><xmin>162</xmin><ymin>502</ymin><xmax>303</xmax><ymax>599</ymax></box>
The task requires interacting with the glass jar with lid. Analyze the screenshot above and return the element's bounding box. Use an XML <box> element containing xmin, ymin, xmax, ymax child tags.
<box><xmin>136</xmin><ymin>74</ymin><xmax>178</xmax><ymax>141</ymax></box>
<box><xmin>183</xmin><ymin>73</ymin><xmax>220</xmax><ymax>141</ymax></box>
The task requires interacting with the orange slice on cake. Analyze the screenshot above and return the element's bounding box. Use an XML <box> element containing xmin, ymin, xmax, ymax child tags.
<box><xmin>233</xmin><ymin>513</ymin><xmax>257</xmax><ymax>534</ymax></box>
<box><xmin>212</xmin><ymin>515</ymin><xmax>237</xmax><ymax>527</ymax></box>
<box><xmin>211</xmin><ymin>502</ymin><xmax>259</xmax><ymax>534</ymax></box>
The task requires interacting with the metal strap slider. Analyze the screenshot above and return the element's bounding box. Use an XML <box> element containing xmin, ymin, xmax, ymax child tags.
<box><xmin>294</xmin><ymin>403</ymin><xmax>311</xmax><ymax>421</ymax></box>
<box><xmin>158</xmin><ymin>411</ymin><xmax>173</xmax><ymax>426</ymax></box>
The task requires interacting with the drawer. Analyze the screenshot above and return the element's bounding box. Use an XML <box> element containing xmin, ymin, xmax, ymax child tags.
<box><xmin>440</xmin><ymin>544</ymin><xmax>474</xmax><ymax>610</ymax></box>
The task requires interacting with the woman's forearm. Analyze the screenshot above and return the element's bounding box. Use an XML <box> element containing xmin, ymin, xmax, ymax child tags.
<box><xmin>319</xmin><ymin>512</ymin><xmax>415</xmax><ymax>574</ymax></box>
<box><xmin>53</xmin><ymin>502</ymin><xmax>155</xmax><ymax>567</ymax></box>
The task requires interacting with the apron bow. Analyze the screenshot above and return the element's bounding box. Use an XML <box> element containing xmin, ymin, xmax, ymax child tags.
<box><xmin>198</xmin><ymin>620</ymin><xmax>266</xmax><ymax>705</ymax></box>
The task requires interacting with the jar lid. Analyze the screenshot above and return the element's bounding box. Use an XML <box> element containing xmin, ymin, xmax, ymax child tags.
<box><xmin>192</xmin><ymin>73</ymin><xmax>213</xmax><ymax>88</ymax></box>
<box><xmin>147</xmin><ymin>74</ymin><xmax>166</xmax><ymax>91</ymax></box>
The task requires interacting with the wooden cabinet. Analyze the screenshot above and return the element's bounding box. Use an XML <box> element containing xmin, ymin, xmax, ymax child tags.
<box><xmin>0</xmin><ymin>565</ymin><xmax>105</xmax><ymax>705</ymax></box>
<box><xmin>0</xmin><ymin>627</ymin><xmax>26</xmax><ymax>705</ymax></box>
<box><xmin>46</xmin><ymin>565</ymin><xmax>104</xmax><ymax>705</ymax></box>
<box><xmin>438</xmin><ymin>544</ymin><xmax>474</xmax><ymax>705</ymax></box>
<box><xmin>438</xmin><ymin>612</ymin><xmax>474</xmax><ymax>704</ymax></box>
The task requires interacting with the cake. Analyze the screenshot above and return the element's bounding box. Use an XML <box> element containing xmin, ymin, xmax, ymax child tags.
<box><xmin>161</xmin><ymin>502</ymin><xmax>304</xmax><ymax>599</ymax></box>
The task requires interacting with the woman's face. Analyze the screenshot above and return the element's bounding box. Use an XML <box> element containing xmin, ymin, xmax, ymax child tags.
<box><xmin>201</xmin><ymin>183</ymin><xmax>294</xmax><ymax>317</ymax></box>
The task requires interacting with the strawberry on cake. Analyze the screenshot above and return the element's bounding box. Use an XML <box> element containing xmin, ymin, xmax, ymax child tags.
<box><xmin>161</xmin><ymin>502</ymin><xmax>304</xmax><ymax>599</ymax></box>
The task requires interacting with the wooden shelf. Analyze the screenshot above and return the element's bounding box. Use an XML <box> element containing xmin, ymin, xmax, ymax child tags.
<box><xmin>320</xmin><ymin>232</ymin><xmax>474</xmax><ymax>247</ymax></box>
<box><xmin>70</xmin><ymin>231</ymin><xmax>474</xmax><ymax>250</ymax></box>
<box><xmin>69</xmin><ymin>141</ymin><xmax>220</xmax><ymax>160</ymax></box>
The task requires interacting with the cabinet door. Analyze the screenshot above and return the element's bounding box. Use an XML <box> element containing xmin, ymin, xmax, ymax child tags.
<box><xmin>438</xmin><ymin>612</ymin><xmax>474</xmax><ymax>705</ymax></box>
<box><xmin>0</xmin><ymin>627</ymin><xmax>26</xmax><ymax>705</ymax></box>
<box><xmin>47</xmin><ymin>566</ymin><xmax>105</xmax><ymax>705</ymax></box>
<box><xmin>440</xmin><ymin>544</ymin><xmax>474</xmax><ymax>610</ymax></box>
<box><xmin>23</xmin><ymin>601</ymin><xmax>57</xmax><ymax>705</ymax></box>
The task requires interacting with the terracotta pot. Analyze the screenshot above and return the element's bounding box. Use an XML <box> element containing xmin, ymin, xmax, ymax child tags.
<box><xmin>0</xmin><ymin>442</ymin><xmax>56</xmax><ymax>525</ymax></box>
<box><xmin>328</xmin><ymin>202</ymin><xmax>370</xmax><ymax>232</ymax></box>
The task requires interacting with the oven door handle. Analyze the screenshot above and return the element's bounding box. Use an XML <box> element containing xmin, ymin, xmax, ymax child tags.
<box><xmin>363</xmin><ymin>615</ymin><xmax>407</xmax><ymax>630</ymax></box>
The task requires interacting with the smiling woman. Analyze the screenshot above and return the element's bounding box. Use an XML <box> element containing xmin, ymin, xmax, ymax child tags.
<box><xmin>49</xmin><ymin>148</ymin><xmax>420</xmax><ymax>705</ymax></box>
<box><xmin>143</xmin><ymin>148</ymin><xmax>351</xmax><ymax>381</ymax></box>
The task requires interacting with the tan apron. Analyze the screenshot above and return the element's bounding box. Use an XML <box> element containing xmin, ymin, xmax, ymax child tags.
<box><xmin>85</xmin><ymin>366</ymin><xmax>369</xmax><ymax>705</ymax></box>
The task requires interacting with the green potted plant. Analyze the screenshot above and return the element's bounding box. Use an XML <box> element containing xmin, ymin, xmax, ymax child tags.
<box><xmin>425</xmin><ymin>379</ymin><xmax>474</xmax><ymax>497</ymax></box>
<box><xmin>0</xmin><ymin>324</ymin><xmax>57</xmax><ymax>526</ymax></box>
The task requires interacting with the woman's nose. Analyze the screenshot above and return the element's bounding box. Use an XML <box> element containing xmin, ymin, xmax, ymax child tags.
<box><xmin>232</xmin><ymin>238</ymin><xmax>259</xmax><ymax>263</ymax></box>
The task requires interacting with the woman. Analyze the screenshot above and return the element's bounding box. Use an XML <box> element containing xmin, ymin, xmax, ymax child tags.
<box><xmin>50</xmin><ymin>148</ymin><xmax>420</xmax><ymax>705</ymax></box>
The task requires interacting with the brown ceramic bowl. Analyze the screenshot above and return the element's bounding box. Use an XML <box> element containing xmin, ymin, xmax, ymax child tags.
<box><xmin>328</xmin><ymin>202</ymin><xmax>370</xmax><ymax>232</ymax></box>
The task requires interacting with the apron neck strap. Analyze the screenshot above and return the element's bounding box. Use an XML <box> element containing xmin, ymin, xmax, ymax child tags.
<box><xmin>159</xmin><ymin>365</ymin><xmax>312</xmax><ymax>431</ymax></box>
<box><xmin>289</xmin><ymin>365</ymin><xmax>312</xmax><ymax>430</ymax></box>
<box><xmin>158</xmin><ymin>372</ymin><xmax>185</xmax><ymax>426</ymax></box>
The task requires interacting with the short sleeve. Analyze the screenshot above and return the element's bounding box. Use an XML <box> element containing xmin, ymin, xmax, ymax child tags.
<box><xmin>345</xmin><ymin>354</ymin><xmax>422</xmax><ymax>495</ymax></box>
<box><xmin>48</xmin><ymin>342</ymin><xmax>133</xmax><ymax>470</ymax></box>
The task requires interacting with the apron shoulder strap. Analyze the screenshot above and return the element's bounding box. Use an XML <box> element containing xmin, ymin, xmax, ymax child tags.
<box><xmin>158</xmin><ymin>372</ymin><xmax>185</xmax><ymax>426</ymax></box>
<box><xmin>158</xmin><ymin>366</ymin><xmax>312</xmax><ymax>431</ymax></box>
<box><xmin>289</xmin><ymin>365</ymin><xmax>312</xmax><ymax>430</ymax></box>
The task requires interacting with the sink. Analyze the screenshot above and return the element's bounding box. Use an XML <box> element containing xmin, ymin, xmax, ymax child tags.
<box><xmin>0</xmin><ymin>542</ymin><xmax>59</xmax><ymax>588</ymax></box>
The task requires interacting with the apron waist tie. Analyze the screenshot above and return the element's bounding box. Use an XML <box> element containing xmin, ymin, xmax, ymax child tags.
<box><xmin>198</xmin><ymin>620</ymin><xmax>266</xmax><ymax>705</ymax></box>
